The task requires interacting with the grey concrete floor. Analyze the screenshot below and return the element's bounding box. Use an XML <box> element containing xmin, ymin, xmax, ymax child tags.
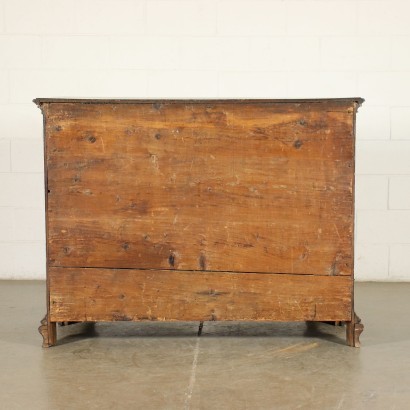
<box><xmin>0</xmin><ymin>281</ymin><xmax>409</xmax><ymax>410</ymax></box>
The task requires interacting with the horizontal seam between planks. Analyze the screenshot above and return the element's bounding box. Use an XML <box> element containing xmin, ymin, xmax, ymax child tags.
<box><xmin>49</xmin><ymin>266</ymin><xmax>352</xmax><ymax>276</ymax></box>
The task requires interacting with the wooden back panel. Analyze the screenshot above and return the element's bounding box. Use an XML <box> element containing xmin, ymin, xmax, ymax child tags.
<box><xmin>43</xmin><ymin>100</ymin><xmax>356</xmax><ymax>275</ymax></box>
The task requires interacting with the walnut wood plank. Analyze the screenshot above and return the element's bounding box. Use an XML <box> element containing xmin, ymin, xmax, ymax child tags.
<box><xmin>49</xmin><ymin>268</ymin><xmax>352</xmax><ymax>322</ymax></box>
<box><xmin>45</xmin><ymin>101</ymin><xmax>355</xmax><ymax>275</ymax></box>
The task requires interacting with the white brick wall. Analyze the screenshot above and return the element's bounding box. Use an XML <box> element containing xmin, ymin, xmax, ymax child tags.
<box><xmin>0</xmin><ymin>0</ymin><xmax>410</xmax><ymax>280</ymax></box>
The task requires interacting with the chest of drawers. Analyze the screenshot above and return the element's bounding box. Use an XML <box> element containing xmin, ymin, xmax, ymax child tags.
<box><xmin>35</xmin><ymin>98</ymin><xmax>364</xmax><ymax>347</ymax></box>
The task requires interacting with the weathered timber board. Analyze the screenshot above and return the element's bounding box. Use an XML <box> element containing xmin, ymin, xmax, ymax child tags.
<box><xmin>49</xmin><ymin>268</ymin><xmax>352</xmax><ymax>322</ymax></box>
<box><xmin>45</xmin><ymin>101</ymin><xmax>355</xmax><ymax>275</ymax></box>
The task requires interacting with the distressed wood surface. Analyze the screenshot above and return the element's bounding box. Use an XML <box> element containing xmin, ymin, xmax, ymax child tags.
<box><xmin>45</xmin><ymin>101</ymin><xmax>355</xmax><ymax>275</ymax></box>
<box><xmin>49</xmin><ymin>268</ymin><xmax>353</xmax><ymax>322</ymax></box>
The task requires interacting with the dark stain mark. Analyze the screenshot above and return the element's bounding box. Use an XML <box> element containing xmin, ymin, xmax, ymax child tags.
<box><xmin>253</xmin><ymin>127</ymin><xmax>269</xmax><ymax>137</ymax></box>
<box><xmin>294</xmin><ymin>140</ymin><xmax>303</xmax><ymax>149</ymax></box>
<box><xmin>112</xmin><ymin>313</ymin><xmax>132</xmax><ymax>321</ymax></box>
<box><xmin>197</xmin><ymin>289</ymin><xmax>228</xmax><ymax>297</ymax></box>
<box><xmin>168</xmin><ymin>253</ymin><xmax>175</xmax><ymax>267</ymax></box>
<box><xmin>118</xmin><ymin>294</ymin><xmax>125</xmax><ymax>300</ymax></box>
<box><xmin>124</xmin><ymin>127</ymin><xmax>136</xmax><ymax>136</ymax></box>
<box><xmin>122</xmin><ymin>242</ymin><xmax>130</xmax><ymax>251</ymax></box>
<box><xmin>54</xmin><ymin>125</ymin><xmax>62</xmax><ymax>132</ymax></box>
<box><xmin>75</xmin><ymin>158</ymin><xmax>105</xmax><ymax>170</ymax></box>
<box><xmin>133</xmin><ymin>200</ymin><xmax>148</xmax><ymax>214</ymax></box>
<box><xmin>199</xmin><ymin>254</ymin><xmax>206</xmax><ymax>270</ymax></box>
<box><xmin>235</xmin><ymin>242</ymin><xmax>253</xmax><ymax>248</ymax></box>
<box><xmin>198</xmin><ymin>321</ymin><xmax>204</xmax><ymax>336</ymax></box>
<box><xmin>155</xmin><ymin>133</ymin><xmax>161</xmax><ymax>140</ymax></box>
<box><xmin>330</xmin><ymin>259</ymin><xmax>340</xmax><ymax>276</ymax></box>
<box><xmin>299</xmin><ymin>119</ymin><xmax>306</xmax><ymax>126</ymax></box>
<box><xmin>153</xmin><ymin>102</ymin><xmax>162</xmax><ymax>111</ymax></box>
<box><xmin>87</xmin><ymin>135</ymin><xmax>96</xmax><ymax>143</ymax></box>
<box><xmin>205</xmin><ymin>110</ymin><xmax>227</xmax><ymax>125</ymax></box>
<box><xmin>47</xmin><ymin>189</ymin><xmax>51</xmax><ymax>193</ymax></box>
<box><xmin>299</xmin><ymin>250</ymin><xmax>309</xmax><ymax>260</ymax></box>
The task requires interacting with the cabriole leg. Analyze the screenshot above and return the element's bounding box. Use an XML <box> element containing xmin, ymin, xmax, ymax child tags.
<box><xmin>38</xmin><ymin>314</ymin><xmax>57</xmax><ymax>348</ymax></box>
<box><xmin>346</xmin><ymin>313</ymin><xmax>364</xmax><ymax>347</ymax></box>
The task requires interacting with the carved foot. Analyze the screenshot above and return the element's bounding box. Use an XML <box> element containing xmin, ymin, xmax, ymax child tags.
<box><xmin>346</xmin><ymin>313</ymin><xmax>364</xmax><ymax>348</ymax></box>
<box><xmin>38</xmin><ymin>314</ymin><xmax>57</xmax><ymax>348</ymax></box>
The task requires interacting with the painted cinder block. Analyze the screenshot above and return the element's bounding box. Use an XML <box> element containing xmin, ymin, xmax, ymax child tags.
<box><xmin>110</xmin><ymin>36</ymin><xmax>180</xmax><ymax>70</ymax></box>
<box><xmin>4</xmin><ymin>0</ymin><xmax>77</xmax><ymax>34</ymax></box>
<box><xmin>147</xmin><ymin>1</ymin><xmax>216</xmax><ymax>35</ymax></box>
<box><xmin>356</xmin><ymin>106</ymin><xmax>390</xmax><ymax>140</ymax></box>
<box><xmin>0</xmin><ymin>36</ymin><xmax>42</xmax><ymax>69</ymax></box>
<box><xmin>356</xmin><ymin>141</ymin><xmax>410</xmax><ymax>175</ymax></box>
<box><xmin>219</xmin><ymin>71</ymin><xmax>287</xmax><ymax>98</ymax></box>
<box><xmin>355</xmin><ymin>175</ymin><xmax>388</xmax><ymax>210</ymax></box>
<box><xmin>249</xmin><ymin>37</ymin><xmax>320</xmax><ymax>71</ymax></box>
<box><xmin>391</xmin><ymin>107</ymin><xmax>410</xmax><ymax>140</ymax></box>
<box><xmin>217</xmin><ymin>1</ymin><xmax>286</xmax><ymax>36</ymax></box>
<box><xmin>0</xmin><ymin>104</ymin><xmax>43</xmax><ymax>139</ymax></box>
<box><xmin>358</xmin><ymin>1</ymin><xmax>410</xmax><ymax>36</ymax></box>
<box><xmin>357</xmin><ymin>210</ymin><xmax>410</xmax><ymax>244</ymax></box>
<box><xmin>355</xmin><ymin>243</ymin><xmax>389</xmax><ymax>281</ymax></box>
<box><xmin>321</xmin><ymin>37</ymin><xmax>390</xmax><ymax>71</ymax></box>
<box><xmin>148</xmin><ymin>71</ymin><xmax>218</xmax><ymax>98</ymax></box>
<box><xmin>0</xmin><ymin>173</ymin><xmax>44</xmax><ymax>208</ymax></box>
<box><xmin>286</xmin><ymin>1</ymin><xmax>356</xmax><ymax>36</ymax></box>
<box><xmin>13</xmin><ymin>208</ymin><xmax>45</xmax><ymax>241</ymax></box>
<box><xmin>42</xmin><ymin>36</ymin><xmax>110</xmax><ymax>69</ymax></box>
<box><xmin>390</xmin><ymin>245</ymin><xmax>410</xmax><ymax>280</ymax></box>
<box><xmin>389</xmin><ymin>176</ymin><xmax>410</xmax><ymax>210</ymax></box>
<box><xmin>180</xmin><ymin>37</ymin><xmax>250</xmax><ymax>71</ymax></box>
<box><xmin>11</xmin><ymin>139</ymin><xmax>43</xmax><ymax>173</ymax></box>
<box><xmin>75</xmin><ymin>0</ymin><xmax>145</xmax><ymax>35</ymax></box>
<box><xmin>0</xmin><ymin>139</ymin><xmax>11</xmax><ymax>172</ymax></box>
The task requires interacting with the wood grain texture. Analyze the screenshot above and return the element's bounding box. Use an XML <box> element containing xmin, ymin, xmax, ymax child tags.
<box><xmin>49</xmin><ymin>268</ymin><xmax>353</xmax><ymax>322</ymax></box>
<box><xmin>44</xmin><ymin>101</ymin><xmax>355</xmax><ymax>275</ymax></box>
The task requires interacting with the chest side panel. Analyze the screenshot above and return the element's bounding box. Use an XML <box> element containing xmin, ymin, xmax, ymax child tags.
<box><xmin>45</xmin><ymin>101</ymin><xmax>355</xmax><ymax>275</ymax></box>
